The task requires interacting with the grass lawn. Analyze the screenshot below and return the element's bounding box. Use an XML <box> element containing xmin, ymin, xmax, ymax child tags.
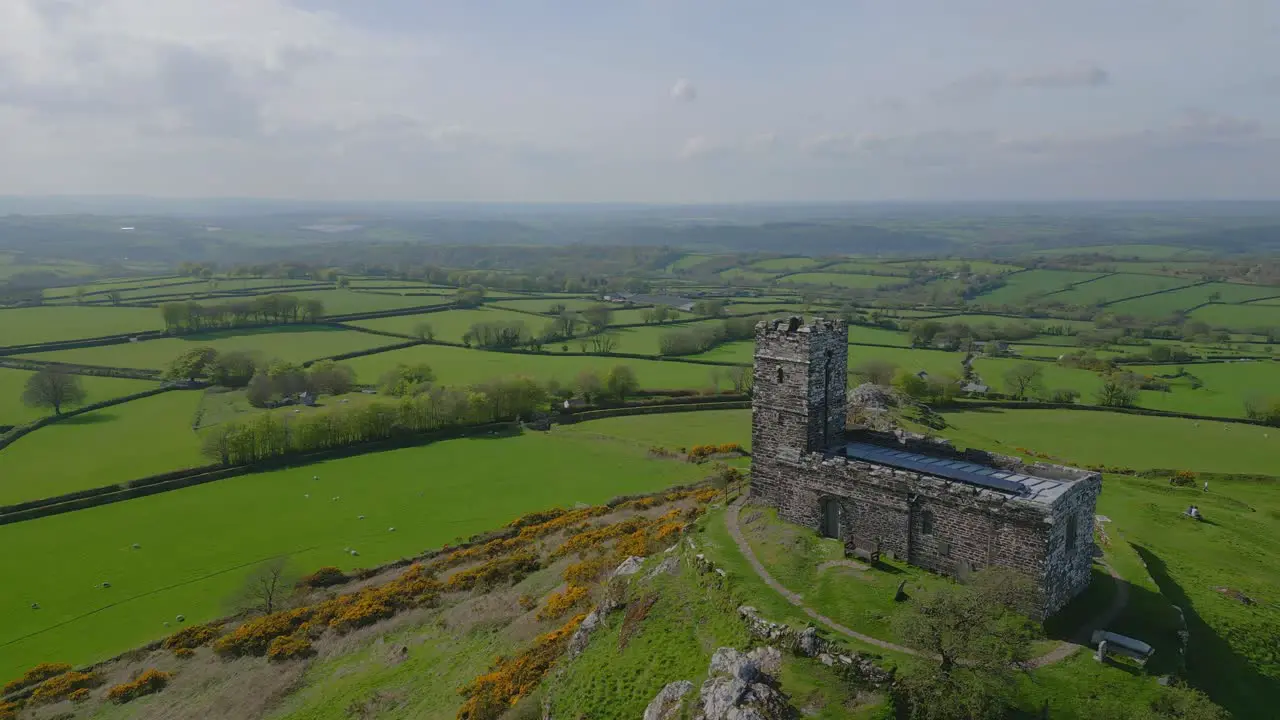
<box><xmin>938</xmin><ymin>408</ymin><xmax>1278</xmax><ymax>474</ymax></box>
<box><xmin>736</xmin><ymin>504</ymin><xmax>952</xmax><ymax>644</ymax></box>
<box><xmin>1190</xmin><ymin>303</ymin><xmax>1280</xmax><ymax>332</ymax></box>
<box><xmin>1107</xmin><ymin>283</ymin><xmax>1280</xmax><ymax>318</ymax></box>
<box><xmin>18</xmin><ymin>326</ymin><xmax>395</xmax><ymax>370</ymax></box>
<box><xmin>342</xmin><ymin>343</ymin><xmax>732</xmax><ymax>390</ymax></box>
<box><xmin>0</xmin><ymin>371</ymin><xmax>158</xmax><ymax>427</ymax></box>
<box><xmin>973</xmin><ymin>270</ymin><xmax>1105</xmax><ymax>306</ymax></box>
<box><xmin>43</xmin><ymin>277</ymin><xmax>195</xmax><ymax>299</ymax></box>
<box><xmin>0</xmin><ymin>390</ymin><xmax>206</xmax><ymax>505</ymax></box>
<box><xmin>750</xmin><ymin>257</ymin><xmax>824</xmax><ymax>272</ymax></box>
<box><xmin>780</xmin><ymin>272</ymin><xmax>904</xmax><ymax>289</ymax></box>
<box><xmin>1047</xmin><ymin>273</ymin><xmax>1194</xmax><ymax>306</ymax></box>
<box><xmin>347</xmin><ymin>307</ymin><xmax>543</xmax><ymax>342</ymax></box>
<box><xmin>0</xmin><ymin>306</ymin><xmax>163</xmax><ymax>347</ymax></box>
<box><xmin>0</xmin><ymin>424</ymin><xmax>712</xmax><ymax>678</ymax></box>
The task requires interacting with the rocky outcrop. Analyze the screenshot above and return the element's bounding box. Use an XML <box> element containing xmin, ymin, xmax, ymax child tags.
<box><xmin>643</xmin><ymin>680</ymin><xmax>694</xmax><ymax>720</ymax></box>
<box><xmin>697</xmin><ymin>647</ymin><xmax>796</xmax><ymax>720</ymax></box>
<box><xmin>737</xmin><ymin>607</ymin><xmax>893</xmax><ymax>687</ymax></box>
<box><xmin>613</xmin><ymin>556</ymin><xmax>645</xmax><ymax>578</ymax></box>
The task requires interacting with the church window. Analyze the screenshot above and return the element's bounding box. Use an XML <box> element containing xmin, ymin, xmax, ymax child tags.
<box><xmin>921</xmin><ymin>510</ymin><xmax>935</xmax><ymax>535</ymax></box>
<box><xmin>776</xmin><ymin>367</ymin><xmax>784</xmax><ymax>383</ymax></box>
<box><xmin>1065</xmin><ymin>512</ymin><xmax>1078</xmax><ymax>550</ymax></box>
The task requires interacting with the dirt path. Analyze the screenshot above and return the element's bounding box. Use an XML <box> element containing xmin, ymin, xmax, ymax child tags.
<box><xmin>724</xmin><ymin>499</ymin><xmax>1128</xmax><ymax>667</ymax></box>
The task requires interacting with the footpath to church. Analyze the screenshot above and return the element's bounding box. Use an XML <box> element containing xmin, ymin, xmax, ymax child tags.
<box><xmin>723</xmin><ymin>498</ymin><xmax>1128</xmax><ymax>667</ymax></box>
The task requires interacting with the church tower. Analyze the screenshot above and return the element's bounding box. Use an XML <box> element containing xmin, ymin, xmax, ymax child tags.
<box><xmin>750</xmin><ymin>316</ymin><xmax>848</xmax><ymax>465</ymax></box>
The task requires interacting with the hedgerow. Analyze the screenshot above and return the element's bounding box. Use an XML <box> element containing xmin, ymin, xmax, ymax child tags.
<box><xmin>456</xmin><ymin>613</ymin><xmax>586</xmax><ymax>720</ymax></box>
<box><xmin>106</xmin><ymin>669</ymin><xmax>171</xmax><ymax>704</ymax></box>
<box><xmin>3</xmin><ymin>663</ymin><xmax>72</xmax><ymax>695</ymax></box>
<box><xmin>687</xmin><ymin>442</ymin><xmax>744</xmax><ymax>462</ymax></box>
<box><xmin>29</xmin><ymin>671</ymin><xmax>102</xmax><ymax>706</ymax></box>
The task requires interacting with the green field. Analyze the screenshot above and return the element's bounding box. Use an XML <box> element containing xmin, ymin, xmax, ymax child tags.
<box><xmin>0</xmin><ymin>423</ymin><xmax>712</xmax><ymax>677</ymax></box>
<box><xmin>18</xmin><ymin>327</ymin><xmax>395</xmax><ymax>370</ymax></box>
<box><xmin>1189</xmin><ymin>303</ymin><xmax>1280</xmax><ymax>331</ymax></box>
<box><xmin>348</xmin><ymin>307</ymin><xmax>544</xmax><ymax>342</ymax></box>
<box><xmin>274</xmin><ymin>289</ymin><xmax>450</xmax><ymax>316</ymax></box>
<box><xmin>848</xmin><ymin>324</ymin><xmax>914</xmax><ymax>346</ymax></box>
<box><xmin>0</xmin><ymin>390</ymin><xmax>206</xmax><ymax>505</ymax></box>
<box><xmin>668</xmin><ymin>254</ymin><xmax>721</xmax><ymax>271</ymax></box>
<box><xmin>343</xmin><ymin>343</ymin><xmax>730</xmax><ymax>390</ymax></box>
<box><xmin>846</xmin><ymin>345</ymin><xmax>968</xmax><ymax>380</ymax></box>
<box><xmin>43</xmin><ymin>277</ymin><xmax>195</xmax><ymax>299</ymax></box>
<box><xmin>1031</xmin><ymin>244</ymin><xmax>1196</xmax><ymax>259</ymax></box>
<box><xmin>779</xmin><ymin>272</ymin><xmax>904</xmax><ymax>289</ymax></box>
<box><xmin>1045</xmin><ymin>273</ymin><xmax>1194</xmax><ymax>306</ymax></box>
<box><xmin>912</xmin><ymin>313</ymin><xmax>1093</xmax><ymax>334</ymax></box>
<box><xmin>557</xmin><ymin>409</ymin><xmax>750</xmax><ymax>450</ymax></box>
<box><xmin>0</xmin><ymin>370</ymin><xmax>158</xmax><ymax>427</ymax></box>
<box><xmin>939</xmin><ymin>408</ymin><xmax>1277</xmax><ymax>474</ymax></box>
<box><xmin>970</xmin><ymin>357</ymin><xmax>1104</xmax><ymax>398</ymax></box>
<box><xmin>749</xmin><ymin>257</ymin><xmax>824</xmax><ymax>272</ymax></box>
<box><xmin>718</xmin><ymin>268</ymin><xmax>781</xmax><ymax>284</ymax></box>
<box><xmin>890</xmin><ymin>259</ymin><xmax>1022</xmax><ymax>275</ymax></box>
<box><xmin>973</xmin><ymin>270</ymin><xmax>1105</xmax><ymax>306</ymax></box>
<box><xmin>490</xmin><ymin>297</ymin><xmax>602</xmax><ymax>314</ymax></box>
<box><xmin>0</xmin><ymin>306</ymin><xmax>163</xmax><ymax>347</ymax></box>
<box><xmin>1107</xmin><ymin>282</ymin><xmax>1280</xmax><ymax>318</ymax></box>
<box><xmin>824</xmin><ymin>261</ymin><xmax>912</xmax><ymax>275</ymax></box>
<box><xmin>1120</xmin><ymin>361</ymin><xmax>1280</xmax><ymax>418</ymax></box>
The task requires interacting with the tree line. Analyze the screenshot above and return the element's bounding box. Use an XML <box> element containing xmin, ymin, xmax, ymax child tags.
<box><xmin>160</xmin><ymin>294</ymin><xmax>324</xmax><ymax>333</ymax></box>
<box><xmin>658</xmin><ymin>317</ymin><xmax>757</xmax><ymax>356</ymax></box>
<box><xmin>200</xmin><ymin>366</ymin><xmax>643</xmax><ymax>465</ymax></box>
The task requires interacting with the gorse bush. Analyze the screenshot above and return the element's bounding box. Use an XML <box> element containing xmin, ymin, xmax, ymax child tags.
<box><xmin>537</xmin><ymin>586</ymin><xmax>589</xmax><ymax>621</ymax></box>
<box><xmin>686</xmin><ymin>442</ymin><xmax>745</xmax><ymax>462</ymax></box>
<box><xmin>563</xmin><ymin>556</ymin><xmax>610</xmax><ymax>587</ymax></box>
<box><xmin>456</xmin><ymin>614</ymin><xmax>586</xmax><ymax>720</ymax></box>
<box><xmin>445</xmin><ymin>554</ymin><xmax>541</xmax><ymax>592</ymax></box>
<box><xmin>163</xmin><ymin>624</ymin><xmax>220</xmax><ymax>652</ymax></box>
<box><xmin>297</xmin><ymin>566</ymin><xmax>349</xmax><ymax>589</ymax></box>
<box><xmin>3</xmin><ymin>662</ymin><xmax>72</xmax><ymax>695</ymax></box>
<box><xmin>29</xmin><ymin>671</ymin><xmax>102</xmax><ymax>706</ymax></box>
<box><xmin>214</xmin><ymin>564</ymin><xmax>441</xmax><ymax>658</ymax></box>
<box><xmin>106</xmin><ymin>669</ymin><xmax>171</xmax><ymax>704</ymax></box>
<box><xmin>266</xmin><ymin>634</ymin><xmax>315</xmax><ymax>662</ymax></box>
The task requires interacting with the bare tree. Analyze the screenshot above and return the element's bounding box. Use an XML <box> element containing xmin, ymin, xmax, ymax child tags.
<box><xmin>728</xmin><ymin>366</ymin><xmax>754</xmax><ymax>394</ymax></box>
<box><xmin>237</xmin><ymin>558</ymin><xmax>294</xmax><ymax>616</ymax></box>
<box><xmin>22</xmin><ymin>366</ymin><xmax>87</xmax><ymax>416</ymax></box>
<box><xmin>1002</xmin><ymin>362</ymin><xmax>1044</xmax><ymax>401</ymax></box>
<box><xmin>587</xmin><ymin>333</ymin><xmax>618</xmax><ymax>353</ymax></box>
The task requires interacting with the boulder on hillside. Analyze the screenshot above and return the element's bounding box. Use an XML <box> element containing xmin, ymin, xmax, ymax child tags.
<box><xmin>644</xmin><ymin>680</ymin><xmax>694</xmax><ymax>720</ymax></box>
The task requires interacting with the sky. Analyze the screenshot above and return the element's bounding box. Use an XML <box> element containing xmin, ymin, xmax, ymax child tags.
<box><xmin>0</xmin><ymin>0</ymin><xmax>1278</xmax><ymax>203</ymax></box>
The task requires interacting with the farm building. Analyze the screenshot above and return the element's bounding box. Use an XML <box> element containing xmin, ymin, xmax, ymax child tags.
<box><xmin>749</xmin><ymin>316</ymin><xmax>1101</xmax><ymax>618</ymax></box>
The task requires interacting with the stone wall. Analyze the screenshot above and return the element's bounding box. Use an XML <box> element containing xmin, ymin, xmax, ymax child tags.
<box><xmin>749</xmin><ymin>318</ymin><xmax>1103</xmax><ymax>619</ymax></box>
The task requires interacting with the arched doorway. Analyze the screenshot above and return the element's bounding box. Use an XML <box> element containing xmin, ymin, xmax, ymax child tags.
<box><xmin>819</xmin><ymin>497</ymin><xmax>842</xmax><ymax>539</ymax></box>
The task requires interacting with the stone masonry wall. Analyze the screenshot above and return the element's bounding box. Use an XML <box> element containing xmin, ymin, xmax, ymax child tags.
<box><xmin>749</xmin><ymin>317</ymin><xmax>1101</xmax><ymax>619</ymax></box>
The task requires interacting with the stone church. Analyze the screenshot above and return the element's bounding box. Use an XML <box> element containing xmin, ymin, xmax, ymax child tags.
<box><xmin>749</xmin><ymin>316</ymin><xmax>1101</xmax><ymax>618</ymax></box>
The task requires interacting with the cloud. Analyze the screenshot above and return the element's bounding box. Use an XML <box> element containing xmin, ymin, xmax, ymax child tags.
<box><xmin>1013</xmin><ymin>65</ymin><xmax>1110</xmax><ymax>89</ymax></box>
<box><xmin>670</xmin><ymin>78</ymin><xmax>697</xmax><ymax>102</ymax></box>
<box><xmin>932</xmin><ymin>64</ymin><xmax>1111</xmax><ymax>103</ymax></box>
